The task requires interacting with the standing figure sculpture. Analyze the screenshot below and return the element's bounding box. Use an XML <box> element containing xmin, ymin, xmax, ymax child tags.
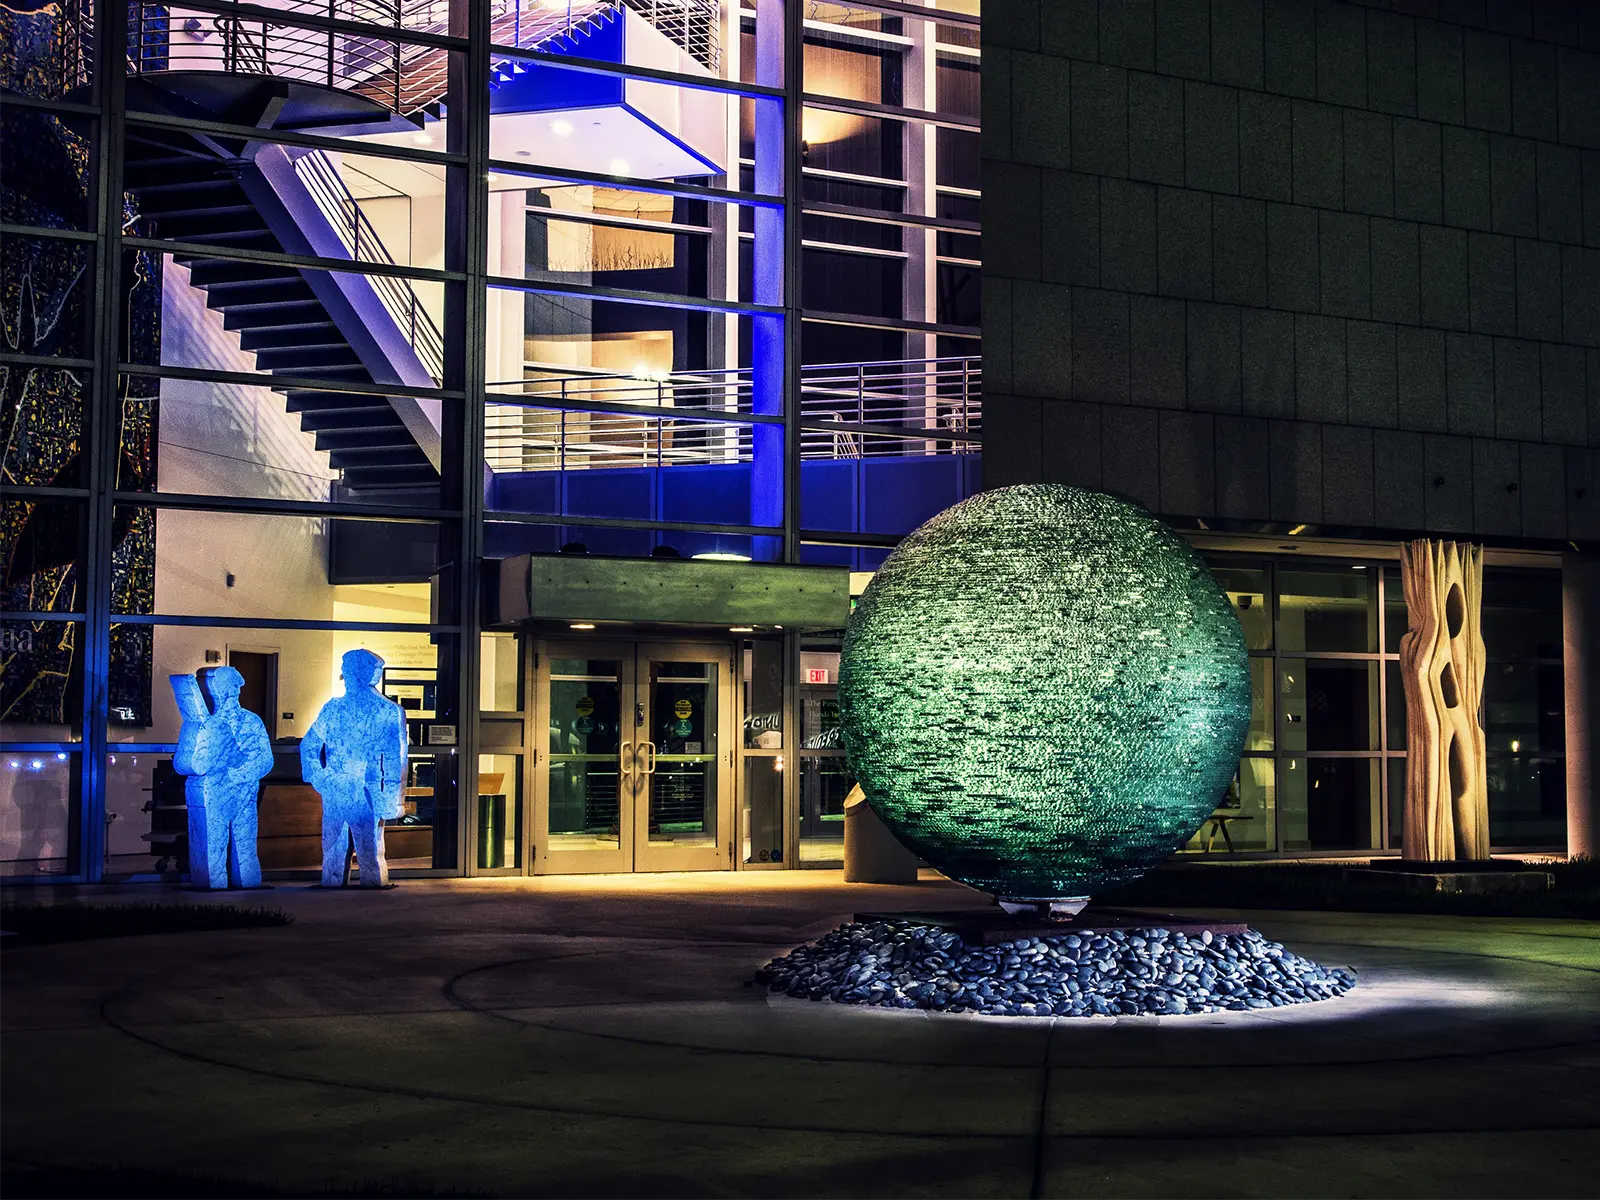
<box><xmin>301</xmin><ymin>648</ymin><xmax>408</xmax><ymax>888</ymax></box>
<box><xmin>171</xmin><ymin>666</ymin><xmax>274</xmax><ymax>889</ymax></box>
<box><xmin>1398</xmin><ymin>539</ymin><xmax>1490</xmax><ymax>861</ymax></box>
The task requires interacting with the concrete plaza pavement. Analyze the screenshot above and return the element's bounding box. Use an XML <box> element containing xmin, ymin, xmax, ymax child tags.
<box><xmin>3</xmin><ymin>871</ymin><xmax>1599</xmax><ymax>1197</ymax></box>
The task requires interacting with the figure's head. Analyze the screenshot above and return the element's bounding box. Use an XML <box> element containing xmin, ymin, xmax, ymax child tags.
<box><xmin>199</xmin><ymin>665</ymin><xmax>245</xmax><ymax>707</ymax></box>
<box><xmin>340</xmin><ymin>648</ymin><xmax>386</xmax><ymax>694</ymax></box>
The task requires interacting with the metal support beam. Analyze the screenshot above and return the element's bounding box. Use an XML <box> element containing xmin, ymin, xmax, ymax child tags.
<box><xmin>445</xmin><ymin>0</ymin><xmax>490</xmax><ymax>875</ymax></box>
<box><xmin>79</xmin><ymin>0</ymin><xmax>130</xmax><ymax>881</ymax></box>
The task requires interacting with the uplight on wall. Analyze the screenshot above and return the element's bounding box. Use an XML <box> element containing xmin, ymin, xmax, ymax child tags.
<box><xmin>693</xmin><ymin>552</ymin><xmax>751</xmax><ymax>562</ymax></box>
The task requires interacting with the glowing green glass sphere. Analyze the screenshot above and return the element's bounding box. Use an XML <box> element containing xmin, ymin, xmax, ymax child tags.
<box><xmin>839</xmin><ymin>485</ymin><xmax>1251</xmax><ymax>900</ymax></box>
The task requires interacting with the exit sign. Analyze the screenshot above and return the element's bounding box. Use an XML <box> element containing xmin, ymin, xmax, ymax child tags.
<box><xmin>805</xmin><ymin>668</ymin><xmax>830</xmax><ymax>684</ymax></box>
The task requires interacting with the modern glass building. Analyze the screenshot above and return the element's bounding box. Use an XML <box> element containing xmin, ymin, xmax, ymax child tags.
<box><xmin>2</xmin><ymin>0</ymin><xmax>981</xmax><ymax>880</ymax></box>
<box><xmin>6</xmin><ymin>0</ymin><xmax>1592</xmax><ymax>886</ymax></box>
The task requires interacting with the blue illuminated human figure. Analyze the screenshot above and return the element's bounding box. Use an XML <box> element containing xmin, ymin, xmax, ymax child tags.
<box><xmin>300</xmin><ymin>648</ymin><xmax>408</xmax><ymax>888</ymax></box>
<box><xmin>171</xmin><ymin>666</ymin><xmax>274</xmax><ymax>889</ymax></box>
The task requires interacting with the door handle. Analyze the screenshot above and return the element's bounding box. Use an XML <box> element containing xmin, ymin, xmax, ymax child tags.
<box><xmin>620</xmin><ymin>739</ymin><xmax>634</xmax><ymax>778</ymax></box>
<box><xmin>642</xmin><ymin>740</ymin><xmax>658</xmax><ymax>775</ymax></box>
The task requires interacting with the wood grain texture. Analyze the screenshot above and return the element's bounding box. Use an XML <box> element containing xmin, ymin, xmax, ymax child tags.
<box><xmin>1398</xmin><ymin>539</ymin><xmax>1490</xmax><ymax>861</ymax></box>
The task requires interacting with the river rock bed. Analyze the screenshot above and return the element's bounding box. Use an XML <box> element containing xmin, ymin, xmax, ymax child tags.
<box><xmin>755</xmin><ymin>920</ymin><xmax>1357</xmax><ymax>1017</ymax></box>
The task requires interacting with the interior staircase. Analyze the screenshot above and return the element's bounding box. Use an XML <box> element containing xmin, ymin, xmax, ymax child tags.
<box><xmin>114</xmin><ymin>0</ymin><xmax>706</xmax><ymax>496</ymax></box>
<box><xmin>126</xmin><ymin>136</ymin><xmax>441</xmax><ymax>493</ymax></box>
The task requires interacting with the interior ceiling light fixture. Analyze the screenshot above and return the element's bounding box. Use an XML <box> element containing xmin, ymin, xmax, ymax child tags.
<box><xmin>551</xmin><ymin>119</ymin><xmax>574</xmax><ymax>137</ymax></box>
<box><xmin>692</xmin><ymin>552</ymin><xmax>751</xmax><ymax>562</ymax></box>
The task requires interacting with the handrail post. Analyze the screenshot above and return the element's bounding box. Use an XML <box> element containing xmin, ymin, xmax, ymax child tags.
<box><xmin>327</xmin><ymin>0</ymin><xmax>335</xmax><ymax>89</ymax></box>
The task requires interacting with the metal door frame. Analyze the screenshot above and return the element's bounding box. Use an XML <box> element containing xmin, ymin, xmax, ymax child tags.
<box><xmin>631</xmin><ymin>640</ymin><xmax>737</xmax><ymax>873</ymax></box>
<box><xmin>532</xmin><ymin>637</ymin><xmax>736</xmax><ymax>874</ymax></box>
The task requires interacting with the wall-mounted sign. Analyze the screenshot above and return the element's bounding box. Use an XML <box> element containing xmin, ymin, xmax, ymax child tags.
<box><xmin>805</xmin><ymin>668</ymin><xmax>830</xmax><ymax>684</ymax></box>
<box><xmin>575</xmin><ymin>696</ymin><xmax>595</xmax><ymax>716</ymax></box>
<box><xmin>673</xmin><ymin>699</ymin><xmax>693</xmax><ymax>719</ymax></box>
<box><xmin>427</xmin><ymin>724</ymin><xmax>457</xmax><ymax>745</ymax></box>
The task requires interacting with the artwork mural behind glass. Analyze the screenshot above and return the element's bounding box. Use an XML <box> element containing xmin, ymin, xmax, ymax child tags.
<box><xmin>2</xmin><ymin>4</ymin><xmax>160</xmax><ymax>729</ymax></box>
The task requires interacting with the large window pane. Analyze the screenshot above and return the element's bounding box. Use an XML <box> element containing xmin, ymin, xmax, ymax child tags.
<box><xmin>1484</xmin><ymin>662</ymin><xmax>1565</xmax><ymax>754</ymax></box>
<box><xmin>1383</xmin><ymin>565</ymin><xmax>1408</xmax><ymax>653</ymax></box>
<box><xmin>1277</xmin><ymin>567</ymin><xmax>1375</xmax><ymax>653</ymax></box>
<box><xmin>1211</xmin><ymin>565</ymin><xmax>1272</xmax><ymax>651</ymax></box>
<box><xmin>112</xmin><ymin>505</ymin><xmax>450</xmax><ymax>624</ymax></box>
<box><xmin>1386</xmin><ymin>755</ymin><xmax>1405</xmax><ymax>849</ymax></box>
<box><xmin>1481</xmin><ymin>568</ymin><xmax>1564</xmax><ymax>659</ymax></box>
<box><xmin>2</xmin><ymin>499</ymin><xmax>86</xmax><ymax>613</ymax></box>
<box><xmin>0</xmin><ymin>750</ymin><xmax>76</xmax><ymax>877</ymax></box>
<box><xmin>1280</xmin><ymin>757</ymin><xmax>1379</xmax><ymax>852</ymax></box>
<box><xmin>1487</xmin><ymin>755</ymin><xmax>1566</xmax><ymax>849</ymax></box>
<box><xmin>2</xmin><ymin>617</ymin><xmax>84</xmax><ymax>742</ymax></box>
<box><xmin>3</xmin><ymin>236</ymin><xmax>94</xmax><ymax>360</ymax></box>
<box><xmin>1245</xmin><ymin>657</ymin><xmax>1274</xmax><ymax>752</ymax></box>
<box><xmin>1182</xmin><ymin>757</ymin><xmax>1274</xmax><ymax>853</ymax></box>
<box><xmin>1280</xmin><ymin>659</ymin><xmax>1378</xmax><ymax>752</ymax></box>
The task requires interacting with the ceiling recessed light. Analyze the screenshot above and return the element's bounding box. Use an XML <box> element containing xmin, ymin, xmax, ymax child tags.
<box><xmin>516</xmin><ymin>149</ymin><xmax>532</xmax><ymax>157</ymax></box>
<box><xmin>570</xmin><ymin>622</ymin><xmax>595</xmax><ymax>630</ymax></box>
<box><xmin>609</xmin><ymin>158</ymin><xmax>630</xmax><ymax>175</ymax></box>
<box><xmin>551</xmin><ymin>119</ymin><xmax>573</xmax><ymax>137</ymax></box>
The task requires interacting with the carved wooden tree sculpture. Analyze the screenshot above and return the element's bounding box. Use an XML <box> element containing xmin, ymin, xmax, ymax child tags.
<box><xmin>1398</xmin><ymin>540</ymin><xmax>1490</xmax><ymax>861</ymax></box>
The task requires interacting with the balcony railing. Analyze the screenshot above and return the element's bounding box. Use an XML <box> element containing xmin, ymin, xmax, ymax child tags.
<box><xmin>484</xmin><ymin>356</ymin><xmax>981</xmax><ymax>472</ymax></box>
<box><xmin>66</xmin><ymin>0</ymin><xmax>720</xmax><ymax>114</ymax></box>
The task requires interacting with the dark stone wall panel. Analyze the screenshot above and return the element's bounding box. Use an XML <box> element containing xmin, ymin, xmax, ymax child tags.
<box><xmin>986</xmin><ymin>0</ymin><xmax>1595</xmax><ymax>546</ymax></box>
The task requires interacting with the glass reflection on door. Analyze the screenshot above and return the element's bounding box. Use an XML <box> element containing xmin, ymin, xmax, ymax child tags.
<box><xmin>646</xmin><ymin>660</ymin><xmax>718</xmax><ymax>848</ymax></box>
<box><xmin>547</xmin><ymin>659</ymin><xmax>623</xmax><ymax>851</ymax></box>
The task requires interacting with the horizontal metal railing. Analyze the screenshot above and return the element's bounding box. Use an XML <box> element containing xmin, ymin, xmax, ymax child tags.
<box><xmin>67</xmin><ymin>0</ymin><xmax>720</xmax><ymax>114</ymax></box>
<box><xmin>484</xmin><ymin>356</ymin><xmax>981</xmax><ymax>472</ymax></box>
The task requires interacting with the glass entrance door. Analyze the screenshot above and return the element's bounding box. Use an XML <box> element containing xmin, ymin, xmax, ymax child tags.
<box><xmin>633</xmin><ymin>644</ymin><xmax>732</xmax><ymax>872</ymax></box>
<box><xmin>534</xmin><ymin>640</ymin><xmax>734</xmax><ymax>874</ymax></box>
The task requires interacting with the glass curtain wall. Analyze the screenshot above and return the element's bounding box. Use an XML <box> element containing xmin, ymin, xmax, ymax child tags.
<box><xmin>1189</xmin><ymin>556</ymin><xmax>1567</xmax><ymax>857</ymax></box>
<box><xmin>3</xmin><ymin>5</ymin><xmax>105</xmax><ymax>877</ymax></box>
<box><xmin>0</xmin><ymin>0</ymin><xmax>994</xmax><ymax>879</ymax></box>
<box><xmin>479</xmin><ymin>0</ymin><xmax>792</xmax><ymax>564</ymax></box>
<box><xmin>791</xmin><ymin>0</ymin><xmax>983</xmax><ymax>573</ymax></box>
<box><xmin>3</xmin><ymin>0</ymin><xmax>477</xmax><ymax>880</ymax></box>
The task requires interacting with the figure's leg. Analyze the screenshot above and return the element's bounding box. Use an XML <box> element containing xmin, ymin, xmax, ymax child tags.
<box><xmin>352</xmin><ymin>797</ymin><xmax>389</xmax><ymax>887</ymax></box>
<box><xmin>185</xmin><ymin>795</ymin><xmax>213</xmax><ymax>889</ymax></box>
<box><xmin>205</xmin><ymin>795</ymin><xmax>231</xmax><ymax>889</ymax></box>
<box><xmin>231</xmin><ymin>797</ymin><xmax>262</xmax><ymax>889</ymax></box>
<box><xmin>322</xmin><ymin>806</ymin><xmax>352</xmax><ymax>887</ymax></box>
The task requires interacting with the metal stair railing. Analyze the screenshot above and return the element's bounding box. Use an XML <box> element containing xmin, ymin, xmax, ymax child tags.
<box><xmin>294</xmin><ymin>148</ymin><xmax>446</xmax><ymax>384</ymax></box>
